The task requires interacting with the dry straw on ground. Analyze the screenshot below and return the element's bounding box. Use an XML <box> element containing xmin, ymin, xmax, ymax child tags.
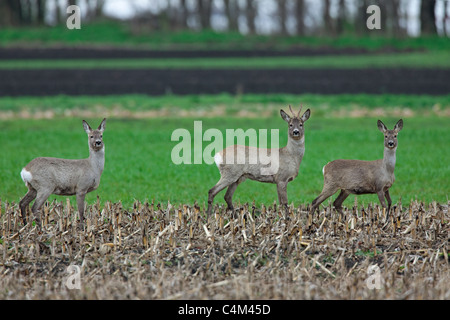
<box><xmin>1</xmin><ymin>104</ymin><xmax>450</xmax><ymax>120</ymax></box>
<box><xmin>0</xmin><ymin>197</ymin><xmax>448</xmax><ymax>299</ymax></box>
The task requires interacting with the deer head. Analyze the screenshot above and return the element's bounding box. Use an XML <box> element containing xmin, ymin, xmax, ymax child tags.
<box><xmin>280</xmin><ymin>104</ymin><xmax>311</xmax><ymax>141</ymax></box>
<box><xmin>378</xmin><ymin>119</ymin><xmax>403</xmax><ymax>150</ymax></box>
<box><xmin>83</xmin><ymin>118</ymin><xmax>106</xmax><ymax>152</ymax></box>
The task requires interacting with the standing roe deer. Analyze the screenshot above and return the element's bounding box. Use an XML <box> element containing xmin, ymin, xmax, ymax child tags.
<box><xmin>309</xmin><ymin>119</ymin><xmax>403</xmax><ymax>220</ymax></box>
<box><xmin>19</xmin><ymin>118</ymin><xmax>107</xmax><ymax>225</ymax></box>
<box><xmin>207</xmin><ymin>105</ymin><xmax>311</xmax><ymax>216</ymax></box>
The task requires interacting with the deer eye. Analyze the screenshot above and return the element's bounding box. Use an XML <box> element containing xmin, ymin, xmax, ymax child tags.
<box><xmin>385</xmin><ymin>136</ymin><xmax>387</xmax><ymax>139</ymax></box>
<box><xmin>90</xmin><ymin>135</ymin><xmax>93</xmax><ymax>138</ymax></box>
<box><xmin>289</xmin><ymin>124</ymin><xmax>293</xmax><ymax>127</ymax></box>
<box><xmin>101</xmin><ymin>135</ymin><xmax>103</xmax><ymax>138</ymax></box>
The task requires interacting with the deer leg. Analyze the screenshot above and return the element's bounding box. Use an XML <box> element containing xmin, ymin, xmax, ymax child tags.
<box><xmin>224</xmin><ymin>177</ymin><xmax>245</xmax><ymax>212</ymax></box>
<box><xmin>333</xmin><ymin>189</ymin><xmax>350</xmax><ymax>214</ymax></box>
<box><xmin>207</xmin><ymin>177</ymin><xmax>234</xmax><ymax>216</ymax></box>
<box><xmin>76</xmin><ymin>192</ymin><xmax>86</xmax><ymax>223</ymax></box>
<box><xmin>224</xmin><ymin>182</ymin><xmax>238</xmax><ymax>212</ymax></box>
<box><xmin>376</xmin><ymin>190</ymin><xmax>388</xmax><ymax>216</ymax></box>
<box><xmin>310</xmin><ymin>186</ymin><xmax>338</xmax><ymax>215</ymax></box>
<box><xmin>19</xmin><ymin>187</ymin><xmax>37</xmax><ymax>225</ymax></box>
<box><xmin>31</xmin><ymin>189</ymin><xmax>52</xmax><ymax>226</ymax></box>
<box><xmin>276</xmin><ymin>181</ymin><xmax>289</xmax><ymax>216</ymax></box>
<box><xmin>384</xmin><ymin>190</ymin><xmax>392</xmax><ymax>220</ymax></box>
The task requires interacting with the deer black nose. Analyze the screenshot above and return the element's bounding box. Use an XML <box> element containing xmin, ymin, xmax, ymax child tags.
<box><xmin>293</xmin><ymin>129</ymin><xmax>300</xmax><ymax>136</ymax></box>
<box><xmin>95</xmin><ymin>140</ymin><xmax>102</xmax><ymax>146</ymax></box>
<box><xmin>388</xmin><ymin>141</ymin><xmax>394</xmax><ymax>147</ymax></box>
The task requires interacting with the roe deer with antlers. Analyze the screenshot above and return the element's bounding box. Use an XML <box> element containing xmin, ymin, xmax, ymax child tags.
<box><xmin>19</xmin><ymin>118</ymin><xmax>107</xmax><ymax>225</ymax></box>
<box><xmin>309</xmin><ymin>119</ymin><xmax>403</xmax><ymax>220</ymax></box>
<box><xmin>207</xmin><ymin>105</ymin><xmax>310</xmax><ymax>216</ymax></box>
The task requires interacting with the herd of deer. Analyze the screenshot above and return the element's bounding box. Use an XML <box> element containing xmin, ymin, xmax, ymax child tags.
<box><xmin>19</xmin><ymin>106</ymin><xmax>403</xmax><ymax>226</ymax></box>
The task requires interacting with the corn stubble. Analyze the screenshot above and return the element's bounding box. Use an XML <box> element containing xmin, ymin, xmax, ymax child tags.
<box><xmin>0</xmin><ymin>198</ymin><xmax>448</xmax><ymax>299</ymax></box>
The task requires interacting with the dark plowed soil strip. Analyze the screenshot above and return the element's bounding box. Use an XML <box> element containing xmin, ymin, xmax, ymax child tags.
<box><xmin>1</xmin><ymin>68</ymin><xmax>448</xmax><ymax>96</ymax></box>
<box><xmin>0</xmin><ymin>47</ymin><xmax>419</xmax><ymax>60</ymax></box>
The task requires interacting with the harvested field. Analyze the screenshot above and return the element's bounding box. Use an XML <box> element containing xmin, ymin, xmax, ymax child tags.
<box><xmin>0</xmin><ymin>198</ymin><xmax>448</xmax><ymax>300</ymax></box>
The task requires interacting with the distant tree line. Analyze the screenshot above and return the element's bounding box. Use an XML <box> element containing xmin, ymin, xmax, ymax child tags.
<box><xmin>0</xmin><ymin>0</ymin><xmax>448</xmax><ymax>37</ymax></box>
<box><xmin>0</xmin><ymin>0</ymin><xmax>104</xmax><ymax>26</ymax></box>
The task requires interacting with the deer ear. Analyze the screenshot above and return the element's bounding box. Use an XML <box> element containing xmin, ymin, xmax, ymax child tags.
<box><xmin>280</xmin><ymin>109</ymin><xmax>291</xmax><ymax>123</ymax></box>
<box><xmin>377</xmin><ymin>120</ymin><xmax>387</xmax><ymax>133</ymax></box>
<box><xmin>301</xmin><ymin>109</ymin><xmax>311</xmax><ymax>122</ymax></box>
<box><xmin>98</xmin><ymin>118</ymin><xmax>106</xmax><ymax>132</ymax></box>
<box><xmin>394</xmin><ymin>119</ymin><xmax>403</xmax><ymax>132</ymax></box>
<box><xmin>83</xmin><ymin>120</ymin><xmax>92</xmax><ymax>134</ymax></box>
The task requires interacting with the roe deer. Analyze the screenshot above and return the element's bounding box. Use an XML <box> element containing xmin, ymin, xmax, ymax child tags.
<box><xmin>309</xmin><ymin>119</ymin><xmax>403</xmax><ymax>220</ymax></box>
<box><xmin>19</xmin><ymin>118</ymin><xmax>107</xmax><ymax>225</ymax></box>
<box><xmin>207</xmin><ymin>105</ymin><xmax>311</xmax><ymax>216</ymax></box>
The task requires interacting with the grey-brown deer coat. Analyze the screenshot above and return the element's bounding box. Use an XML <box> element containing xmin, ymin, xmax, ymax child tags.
<box><xmin>19</xmin><ymin>118</ymin><xmax>106</xmax><ymax>225</ymax></box>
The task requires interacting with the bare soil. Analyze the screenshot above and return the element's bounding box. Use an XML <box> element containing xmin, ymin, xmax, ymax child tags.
<box><xmin>2</xmin><ymin>68</ymin><xmax>450</xmax><ymax>96</ymax></box>
<box><xmin>0</xmin><ymin>47</ymin><xmax>418</xmax><ymax>60</ymax></box>
<box><xmin>1</xmin><ymin>47</ymin><xmax>448</xmax><ymax>96</ymax></box>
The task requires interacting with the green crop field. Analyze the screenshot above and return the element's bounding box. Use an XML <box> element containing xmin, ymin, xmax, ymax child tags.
<box><xmin>2</xmin><ymin>21</ymin><xmax>450</xmax><ymax>52</ymax></box>
<box><xmin>1</xmin><ymin>21</ymin><xmax>449</xmax><ymax>71</ymax></box>
<box><xmin>1</xmin><ymin>94</ymin><xmax>448</xmax><ymax>212</ymax></box>
<box><xmin>1</xmin><ymin>51</ymin><xmax>449</xmax><ymax>69</ymax></box>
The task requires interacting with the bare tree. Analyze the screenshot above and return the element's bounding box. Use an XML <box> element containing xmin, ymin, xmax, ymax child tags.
<box><xmin>390</xmin><ymin>0</ymin><xmax>401</xmax><ymax>35</ymax></box>
<box><xmin>0</xmin><ymin>1</ymin><xmax>7</xmax><ymax>25</ymax></box>
<box><xmin>0</xmin><ymin>0</ymin><xmax>48</xmax><ymax>26</ymax></box>
<box><xmin>197</xmin><ymin>0</ymin><xmax>212</xmax><ymax>29</ymax></box>
<box><xmin>86</xmin><ymin>0</ymin><xmax>105</xmax><ymax>20</ymax></box>
<box><xmin>37</xmin><ymin>0</ymin><xmax>46</xmax><ymax>25</ymax></box>
<box><xmin>323</xmin><ymin>0</ymin><xmax>332</xmax><ymax>34</ymax></box>
<box><xmin>54</xmin><ymin>0</ymin><xmax>63</xmax><ymax>25</ymax></box>
<box><xmin>245</xmin><ymin>0</ymin><xmax>256</xmax><ymax>34</ymax></box>
<box><xmin>0</xmin><ymin>0</ymin><xmax>20</xmax><ymax>26</ymax></box>
<box><xmin>335</xmin><ymin>0</ymin><xmax>346</xmax><ymax>34</ymax></box>
<box><xmin>295</xmin><ymin>0</ymin><xmax>305</xmax><ymax>35</ymax></box>
<box><xmin>444</xmin><ymin>0</ymin><xmax>450</xmax><ymax>36</ymax></box>
<box><xmin>277</xmin><ymin>0</ymin><xmax>288</xmax><ymax>35</ymax></box>
<box><xmin>420</xmin><ymin>0</ymin><xmax>437</xmax><ymax>34</ymax></box>
<box><xmin>178</xmin><ymin>0</ymin><xmax>189</xmax><ymax>29</ymax></box>
<box><xmin>224</xmin><ymin>0</ymin><xmax>239</xmax><ymax>31</ymax></box>
<box><xmin>355</xmin><ymin>0</ymin><xmax>369</xmax><ymax>35</ymax></box>
<box><xmin>20</xmin><ymin>0</ymin><xmax>30</xmax><ymax>24</ymax></box>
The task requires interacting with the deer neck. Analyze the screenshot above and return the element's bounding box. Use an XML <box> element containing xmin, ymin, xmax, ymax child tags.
<box><xmin>89</xmin><ymin>146</ymin><xmax>105</xmax><ymax>174</ymax></box>
<box><xmin>382</xmin><ymin>147</ymin><xmax>396</xmax><ymax>175</ymax></box>
<box><xmin>285</xmin><ymin>136</ymin><xmax>305</xmax><ymax>159</ymax></box>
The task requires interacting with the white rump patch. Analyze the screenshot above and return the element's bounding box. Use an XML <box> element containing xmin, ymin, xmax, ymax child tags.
<box><xmin>21</xmin><ymin>168</ymin><xmax>33</xmax><ymax>185</ymax></box>
<box><xmin>214</xmin><ymin>153</ymin><xmax>223</xmax><ymax>167</ymax></box>
<box><xmin>322</xmin><ymin>165</ymin><xmax>326</xmax><ymax>175</ymax></box>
